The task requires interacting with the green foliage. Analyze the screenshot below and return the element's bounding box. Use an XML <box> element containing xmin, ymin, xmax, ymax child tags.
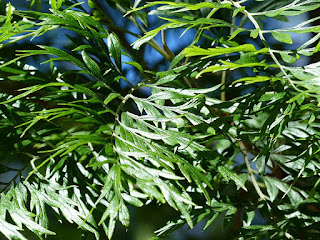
<box><xmin>0</xmin><ymin>0</ymin><xmax>320</xmax><ymax>239</ymax></box>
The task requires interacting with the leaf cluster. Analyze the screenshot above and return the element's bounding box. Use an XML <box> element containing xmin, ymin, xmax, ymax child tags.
<box><xmin>0</xmin><ymin>0</ymin><xmax>320</xmax><ymax>239</ymax></box>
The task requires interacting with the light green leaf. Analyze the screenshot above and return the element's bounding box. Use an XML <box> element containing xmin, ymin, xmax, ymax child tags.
<box><xmin>197</xmin><ymin>60</ymin><xmax>277</xmax><ymax>78</ymax></box>
<box><xmin>264</xmin><ymin>8</ymin><xmax>285</xmax><ymax>17</ymax></box>
<box><xmin>271</xmin><ymin>32</ymin><xmax>293</xmax><ymax>44</ymax></box>
<box><xmin>233</xmin><ymin>6</ymin><xmax>245</xmax><ymax>18</ymax></box>
<box><xmin>124</xmin><ymin>61</ymin><xmax>143</xmax><ymax>73</ymax></box>
<box><xmin>184</xmin><ymin>44</ymin><xmax>257</xmax><ymax>59</ymax></box>
<box><xmin>233</xmin><ymin>76</ymin><xmax>278</xmax><ymax>84</ymax></box>
<box><xmin>315</xmin><ymin>40</ymin><xmax>320</xmax><ymax>53</ymax></box>
<box><xmin>279</xmin><ymin>52</ymin><xmax>298</xmax><ymax>63</ymax></box>
<box><xmin>104</xmin><ymin>93</ymin><xmax>122</xmax><ymax>105</ymax></box>
<box><xmin>250</xmin><ymin>28</ymin><xmax>260</xmax><ymax>38</ymax></box>
<box><xmin>131</xmin><ymin>23</ymin><xmax>171</xmax><ymax>50</ymax></box>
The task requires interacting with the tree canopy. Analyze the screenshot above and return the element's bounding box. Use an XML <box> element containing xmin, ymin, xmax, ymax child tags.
<box><xmin>0</xmin><ymin>0</ymin><xmax>320</xmax><ymax>239</ymax></box>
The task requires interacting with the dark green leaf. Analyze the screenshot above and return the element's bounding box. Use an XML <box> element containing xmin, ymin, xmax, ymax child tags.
<box><xmin>81</xmin><ymin>50</ymin><xmax>101</xmax><ymax>76</ymax></box>
<box><xmin>107</xmin><ymin>33</ymin><xmax>122</xmax><ymax>70</ymax></box>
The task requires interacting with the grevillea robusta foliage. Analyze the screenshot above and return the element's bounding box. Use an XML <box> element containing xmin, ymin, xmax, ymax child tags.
<box><xmin>0</xmin><ymin>0</ymin><xmax>320</xmax><ymax>239</ymax></box>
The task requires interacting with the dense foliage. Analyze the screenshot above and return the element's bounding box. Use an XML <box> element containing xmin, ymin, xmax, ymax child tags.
<box><xmin>1</xmin><ymin>0</ymin><xmax>320</xmax><ymax>239</ymax></box>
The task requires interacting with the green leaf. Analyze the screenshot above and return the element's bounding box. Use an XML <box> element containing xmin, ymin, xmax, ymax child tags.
<box><xmin>104</xmin><ymin>93</ymin><xmax>122</xmax><ymax>105</ymax></box>
<box><xmin>287</xmin><ymin>93</ymin><xmax>305</xmax><ymax>105</ymax></box>
<box><xmin>250</xmin><ymin>28</ymin><xmax>260</xmax><ymax>38</ymax></box>
<box><xmin>73</xmin><ymin>84</ymin><xmax>101</xmax><ymax>101</ymax></box>
<box><xmin>259</xmin><ymin>92</ymin><xmax>286</xmax><ymax>102</ymax></box>
<box><xmin>203</xmin><ymin>213</ymin><xmax>219</xmax><ymax>230</ymax></box>
<box><xmin>232</xmin><ymin>6</ymin><xmax>245</xmax><ymax>18</ymax></box>
<box><xmin>0</xmin><ymin>82</ymin><xmax>73</xmax><ymax>104</ymax></box>
<box><xmin>107</xmin><ymin>33</ymin><xmax>122</xmax><ymax>70</ymax></box>
<box><xmin>315</xmin><ymin>40</ymin><xmax>320</xmax><ymax>53</ymax></box>
<box><xmin>183</xmin><ymin>44</ymin><xmax>257</xmax><ymax>58</ymax></box>
<box><xmin>118</xmin><ymin>203</ymin><xmax>130</xmax><ymax>227</ymax></box>
<box><xmin>175</xmin><ymin>198</ymin><xmax>193</xmax><ymax>228</ymax></box>
<box><xmin>19</xmin><ymin>116</ymin><xmax>42</xmax><ymax>137</ymax></box>
<box><xmin>197</xmin><ymin>60</ymin><xmax>277</xmax><ymax>78</ymax></box>
<box><xmin>2</xmin><ymin>1</ymin><xmax>320</xmax><ymax>239</ymax></box>
<box><xmin>81</xmin><ymin>50</ymin><xmax>101</xmax><ymax>76</ymax></box>
<box><xmin>233</xmin><ymin>76</ymin><xmax>278</xmax><ymax>84</ymax></box>
<box><xmin>30</xmin><ymin>46</ymin><xmax>86</xmax><ymax>69</ymax></box>
<box><xmin>121</xmin><ymin>193</ymin><xmax>143</xmax><ymax>207</ymax></box>
<box><xmin>132</xmin><ymin>31</ymin><xmax>158</xmax><ymax>50</ymax></box>
<box><xmin>264</xmin><ymin>177</ymin><xmax>279</xmax><ymax>202</ymax></box>
<box><xmin>264</xmin><ymin>8</ymin><xmax>285</xmax><ymax>17</ymax></box>
<box><xmin>154</xmin><ymin>74</ymin><xmax>180</xmax><ymax>85</ymax></box>
<box><xmin>131</xmin><ymin>23</ymin><xmax>172</xmax><ymax>50</ymax></box>
<box><xmin>271</xmin><ymin>32</ymin><xmax>293</xmax><ymax>44</ymax></box>
<box><xmin>217</xmin><ymin>166</ymin><xmax>247</xmax><ymax>191</ymax></box>
<box><xmin>230</xmin><ymin>28</ymin><xmax>245</xmax><ymax>40</ymax></box>
<box><xmin>124</xmin><ymin>61</ymin><xmax>143</xmax><ymax>73</ymax></box>
<box><xmin>0</xmin><ymin>218</ymin><xmax>28</xmax><ymax>240</ymax></box>
<box><xmin>50</xmin><ymin>0</ymin><xmax>57</xmax><ymax>9</ymax></box>
<box><xmin>279</xmin><ymin>52</ymin><xmax>298</xmax><ymax>63</ymax></box>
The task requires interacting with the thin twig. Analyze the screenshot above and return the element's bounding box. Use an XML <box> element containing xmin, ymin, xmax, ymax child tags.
<box><xmin>220</xmin><ymin>71</ymin><xmax>227</xmax><ymax>101</ymax></box>
<box><xmin>161</xmin><ymin>29</ymin><xmax>175</xmax><ymax>61</ymax></box>
<box><xmin>238</xmin><ymin>140</ymin><xmax>266</xmax><ymax>200</ymax></box>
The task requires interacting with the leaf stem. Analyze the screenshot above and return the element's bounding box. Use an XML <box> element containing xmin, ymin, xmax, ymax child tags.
<box><xmin>112</xmin><ymin>86</ymin><xmax>137</xmax><ymax>132</ymax></box>
<box><xmin>238</xmin><ymin>140</ymin><xmax>266</xmax><ymax>200</ymax></box>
